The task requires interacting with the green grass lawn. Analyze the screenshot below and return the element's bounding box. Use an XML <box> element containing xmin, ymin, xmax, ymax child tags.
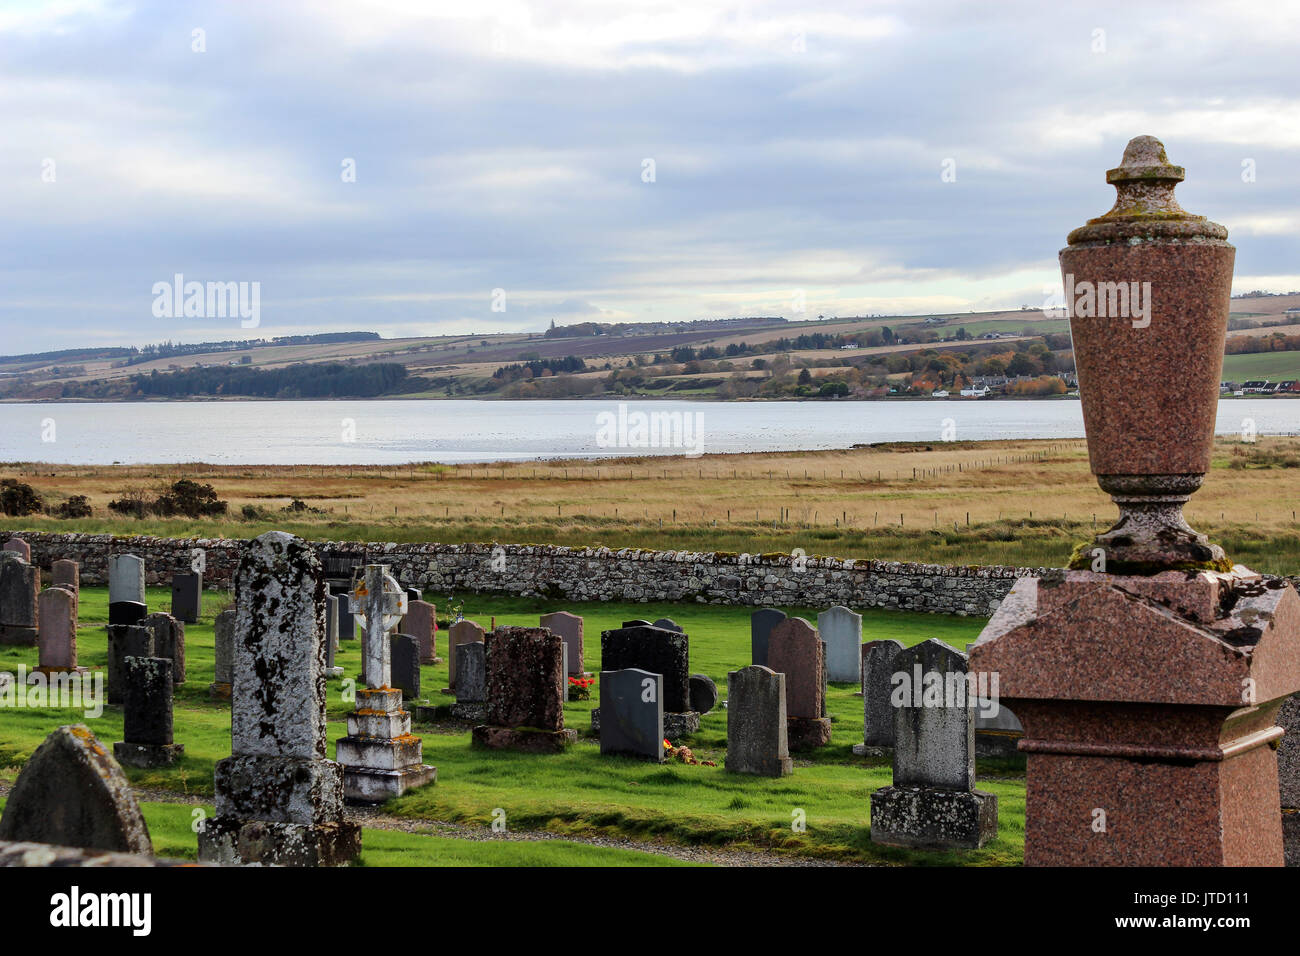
<box><xmin>0</xmin><ymin>586</ymin><xmax>1022</xmax><ymax>866</ymax></box>
<box><xmin>1221</xmin><ymin>351</ymin><xmax>1300</xmax><ymax>381</ymax></box>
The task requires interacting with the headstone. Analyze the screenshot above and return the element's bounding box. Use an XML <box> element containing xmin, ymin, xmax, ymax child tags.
<box><xmin>325</xmin><ymin>592</ymin><xmax>339</xmax><ymax>650</ymax></box>
<box><xmin>0</xmin><ymin>553</ymin><xmax>39</xmax><ymax>646</ymax></box>
<box><xmin>143</xmin><ymin>611</ymin><xmax>186</xmax><ymax>684</ymax></box>
<box><xmin>451</xmin><ymin>640</ymin><xmax>486</xmax><ymax>722</ymax></box>
<box><xmin>336</xmin><ymin>592</ymin><xmax>356</xmax><ymax>639</ymax></box>
<box><xmin>209</xmin><ymin>608</ymin><xmax>235</xmax><ymax>699</ymax></box>
<box><xmin>170</xmin><ymin>571</ymin><xmax>202</xmax><ymax>624</ymax></box>
<box><xmin>391</xmin><ymin>633</ymin><xmax>421</xmax><ymax>702</ymax></box>
<box><xmin>405</xmin><ymin>586</ymin><xmax>422</xmax><ymax>605</ymax></box>
<box><xmin>51</xmin><ymin>559</ymin><xmax>79</xmax><ymax>597</ymax></box>
<box><xmin>600</xmin><ymin>668</ymin><xmax>664</xmax><ymax>762</ymax></box>
<box><xmin>622</xmin><ymin>619</ymin><xmax>653</xmax><ymax>627</ymax></box>
<box><xmin>964</xmin><ymin>641</ymin><xmax>1024</xmax><ymax>760</ymax></box>
<box><xmin>767</xmin><ymin>617</ymin><xmax>832</xmax><ymax>750</ymax></box>
<box><xmin>854</xmin><ymin>639</ymin><xmax>903</xmax><ymax>756</ymax></box>
<box><xmin>36</xmin><ymin>586</ymin><xmax>82</xmax><ymax>673</ymax></box>
<box><xmin>406</xmin><ymin>600</ymin><xmax>438</xmax><ymax>664</ymax></box>
<box><xmin>3</xmin><ymin>537</ymin><xmax>30</xmax><ymax>561</ymax></box>
<box><xmin>108</xmin><ymin>554</ymin><xmax>146</xmax><ymax>625</ymax></box>
<box><xmin>0</xmin><ymin>724</ymin><xmax>152</xmax><ymax>854</ymax></box>
<box><xmin>472</xmin><ymin>625</ymin><xmax>577</xmax><ymax>753</ymax></box>
<box><xmin>446</xmin><ymin>619</ymin><xmax>486</xmax><ymax>691</ymax></box>
<box><xmin>540</xmin><ymin>611</ymin><xmax>584</xmax><ymax>676</ymax></box>
<box><xmin>750</xmin><ymin>608</ymin><xmax>786</xmax><ymax>667</ymax></box>
<box><xmin>114</xmin><ymin>656</ymin><xmax>184</xmax><ymax>768</ymax></box>
<box><xmin>106</xmin><ymin>624</ymin><xmax>154</xmax><ymax>706</ymax></box>
<box><xmin>725</xmin><ymin>666</ymin><xmax>792</xmax><ymax>777</ymax></box>
<box><xmin>593</xmin><ymin>623</ymin><xmax>698</xmax><ymax>738</ymax></box>
<box><xmin>870</xmin><ymin>639</ymin><xmax>997</xmax><ymax>850</ymax></box>
<box><xmin>652</xmin><ymin>617</ymin><xmax>683</xmax><ymax>633</ymax></box>
<box><xmin>336</xmin><ymin>563</ymin><xmax>434</xmax><ymax>802</ymax></box>
<box><xmin>1277</xmin><ymin>693</ymin><xmax>1300</xmax><ymax>866</ymax></box>
<box><xmin>197</xmin><ymin>531</ymin><xmax>361</xmax><ymax>866</ymax></box>
<box><xmin>818</xmin><ymin>605</ymin><xmax>862</xmax><ymax>683</ymax></box>
<box><xmin>689</xmin><ymin>673</ymin><xmax>719</xmax><ymax>715</ymax></box>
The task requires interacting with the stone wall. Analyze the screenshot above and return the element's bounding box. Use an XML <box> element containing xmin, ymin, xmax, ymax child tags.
<box><xmin>2</xmin><ymin>530</ymin><xmax>1043</xmax><ymax>616</ymax></box>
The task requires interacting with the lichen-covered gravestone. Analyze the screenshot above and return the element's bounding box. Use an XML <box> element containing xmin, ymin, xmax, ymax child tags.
<box><xmin>767</xmin><ymin>617</ymin><xmax>832</xmax><ymax>751</ymax></box>
<box><xmin>853</xmin><ymin>639</ymin><xmax>903</xmax><ymax>756</ymax></box>
<box><xmin>0</xmin><ymin>724</ymin><xmax>152</xmax><ymax>854</ymax></box>
<box><xmin>197</xmin><ymin>531</ymin><xmax>361</xmax><ymax>866</ymax></box>
<box><xmin>870</xmin><ymin>639</ymin><xmax>997</xmax><ymax>850</ymax></box>
<box><xmin>209</xmin><ymin>608</ymin><xmax>235</xmax><ymax>700</ymax></box>
<box><xmin>107</xmin><ymin>553</ymin><xmax>146</xmax><ymax>626</ymax></box>
<box><xmin>472</xmin><ymin>626</ymin><xmax>576</xmax><ymax>753</ymax></box>
<box><xmin>0</xmin><ymin>552</ymin><xmax>39</xmax><ymax>646</ymax></box>
<box><xmin>818</xmin><ymin>605</ymin><xmax>862</xmax><ymax>683</ymax></box>
<box><xmin>600</xmin><ymin>668</ymin><xmax>664</xmax><ymax>762</ymax></box>
<box><xmin>540</xmin><ymin>611</ymin><xmax>584</xmax><ymax>676</ymax></box>
<box><xmin>726</xmin><ymin>666</ymin><xmax>792</xmax><ymax>777</ymax></box>
<box><xmin>114</xmin><ymin>657</ymin><xmax>184</xmax><ymax>768</ymax></box>
<box><xmin>594</xmin><ymin>623</ymin><xmax>698</xmax><ymax>737</ymax></box>
<box><xmin>750</xmin><ymin>608</ymin><xmax>786</xmax><ymax>667</ymax></box>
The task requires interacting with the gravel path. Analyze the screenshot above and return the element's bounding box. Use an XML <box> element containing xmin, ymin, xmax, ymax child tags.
<box><xmin>0</xmin><ymin>779</ymin><xmax>864</xmax><ymax>867</ymax></box>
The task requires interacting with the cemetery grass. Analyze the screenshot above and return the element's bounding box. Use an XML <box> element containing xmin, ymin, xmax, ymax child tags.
<box><xmin>0</xmin><ymin>588</ymin><xmax>1026</xmax><ymax>866</ymax></box>
<box><xmin>11</xmin><ymin>436</ymin><xmax>1300</xmax><ymax>574</ymax></box>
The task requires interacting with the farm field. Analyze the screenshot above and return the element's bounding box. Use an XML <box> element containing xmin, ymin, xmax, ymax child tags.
<box><xmin>0</xmin><ymin>586</ymin><xmax>1006</xmax><ymax>866</ymax></box>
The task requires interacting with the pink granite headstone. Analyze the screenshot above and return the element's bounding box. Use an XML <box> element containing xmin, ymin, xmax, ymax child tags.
<box><xmin>405</xmin><ymin>600</ymin><xmax>437</xmax><ymax>664</ymax></box>
<box><xmin>3</xmin><ymin>538</ymin><xmax>30</xmax><ymax>561</ymax></box>
<box><xmin>36</xmin><ymin>586</ymin><xmax>78</xmax><ymax>671</ymax></box>
<box><xmin>767</xmin><ymin>617</ymin><xmax>823</xmax><ymax>719</ymax></box>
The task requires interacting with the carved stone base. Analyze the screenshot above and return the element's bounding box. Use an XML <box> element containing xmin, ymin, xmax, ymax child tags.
<box><xmin>198</xmin><ymin>818</ymin><xmax>361</xmax><ymax>867</ymax></box>
<box><xmin>870</xmin><ymin>786</ymin><xmax>998</xmax><ymax>850</ymax></box>
<box><xmin>113</xmin><ymin>741</ymin><xmax>184</xmax><ymax>769</ymax></box>
<box><xmin>787</xmin><ymin>716</ymin><xmax>833</xmax><ymax>751</ymax></box>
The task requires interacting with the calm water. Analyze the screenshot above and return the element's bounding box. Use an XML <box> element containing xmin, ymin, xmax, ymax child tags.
<box><xmin>0</xmin><ymin>399</ymin><xmax>1294</xmax><ymax>465</ymax></box>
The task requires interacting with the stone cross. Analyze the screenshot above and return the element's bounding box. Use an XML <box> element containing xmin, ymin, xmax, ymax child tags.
<box><xmin>349</xmin><ymin>564</ymin><xmax>406</xmax><ymax>690</ymax></box>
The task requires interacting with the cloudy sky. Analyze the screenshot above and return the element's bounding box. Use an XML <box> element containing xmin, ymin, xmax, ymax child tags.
<box><xmin>3</xmin><ymin>0</ymin><xmax>1299</xmax><ymax>353</ymax></box>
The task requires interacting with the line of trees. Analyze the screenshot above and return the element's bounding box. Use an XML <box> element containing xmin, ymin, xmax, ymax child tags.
<box><xmin>129</xmin><ymin>362</ymin><xmax>409</xmax><ymax>398</ymax></box>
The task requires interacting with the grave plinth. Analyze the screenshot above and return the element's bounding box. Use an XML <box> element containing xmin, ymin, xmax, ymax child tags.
<box><xmin>336</xmin><ymin>564</ymin><xmax>435</xmax><ymax>803</ymax></box>
<box><xmin>969</xmin><ymin>136</ymin><xmax>1300</xmax><ymax>867</ymax></box>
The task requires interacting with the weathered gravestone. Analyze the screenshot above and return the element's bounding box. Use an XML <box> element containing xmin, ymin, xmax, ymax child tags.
<box><xmin>767</xmin><ymin>617</ymin><xmax>832</xmax><ymax>751</ymax></box>
<box><xmin>1278</xmin><ymin>694</ymin><xmax>1300</xmax><ymax>866</ymax></box>
<box><xmin>726</xmin><ymin>666</ymin><xmax>792</xmax><ymax>777</ymax></box>
<box><xmin>391</xmin><ymin>633</ymin><xmax>422</xmax><ymax>703</ymax></box>
<box><xmin>593</xmin><ymin>623</ymin><xmax>698</xmax><ymax>737</ymax></box>
<box><xmin>197</xmin><ymin>531</ymin><xmax>361</xmax><ymax>866</ymax></box>
<box><xmin>3</xmin><ymin>537</ymin><xmax>30</xmax><ymax>561</ymax></box>
<box><xmin>209</xmin><ymin>608</ymin><xmax>235</xmax><ymax>699</ymax></box>
<box><xmin>540</xmin><ymin>611</ymin><xmax>584</xmax><ymax>676</ymax></box>
<box><xmin>336</xmin><ymin>564</ymin><xmax>434</xmax><ymax>803</ymax></box>
<box><xmin>445</xmin><ymin>619</ymin><xmax>486</xmax><ymax>692</ymax></box>
<box><xmin>818</xmin><ymin>605</ymin><xmax>862</xmax><ymax>683</ymax></box>
<box><xmin>689</xmin><ymin>673</ymin><xmax>719</xmax><ymax>715</ymax></box>
<box><xmin>472</xmin><ymin>626</ymin><xmax>576</xmax><ymax>753</ymax></box>
<box><xmin>652</xmin><ymin>617</ymin><xmax>683</xmax><ymax>633</ymax></box>
<box><xmin>404</xmin><ymin>599</ymin><xmax>438</xmax><ymax>664</ymax></box>
<box><xmin>106</xmin><ymin>624</ymin><xmax>154</xmax><ymax>706</ymax></box>
<box><xmin>870</xmin><ymin>639</ymin><xmax>997</xmax><ymax>850</ymax></box>
<box><xmin>853</xmin><ymin>639</ymin><xmax>903</xmax><ymax>756</ymax></box>
<box><xmin>600</xmin><ymin>668</ymin><xmax>664</xmax><ymax>762</ymax></box>
<box><xmin>36</xmin><ymin>586</ymin><xmax>83</xmax><ymax>674</ymax></box>
<box><xmin>450</xmin><ymin>640</ymin><xmax>487</xmax><ymax>722</ymax></box>
<box><xmin>143</xmin><ymin>611</ymin><xmax>185</xmax><ymax>684</ymax></box>
<box><xmin>0</xmin><ymin>724</ymin><xmax>152</xmax><ymax>854</ymax></box>
<box><xmin>114</xmin><ymin>656</ymin><xmax>184</xmax><ymax>768</ymax></box>
<box><xmin>108</xmin><ymin>554</ymin><xmax>146</xmax><ymax>626</ymax></box>
<box><xmin>170</xmin><ymin>571</ymin><xmax>202</xmax><ymax>624</ymax></box>
<box><xmin>750</xmin><ymin>608</ymin><xmax>786</xmax><ymax>667</ymax></box>
<box><xmin>0</xmin><ymin>553</ymin><xmax>39</xmax><ymax>646</ymax></box>
<box><xmin>51</xmin><ymin>560</ymin><xmax>79</xmax><ymax>609</ymax></box>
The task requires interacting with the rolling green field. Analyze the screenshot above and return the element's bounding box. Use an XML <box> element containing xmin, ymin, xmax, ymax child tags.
<box><xmin>1221</xmin><ymin>351</ymin><xmax>1300</xmax><ymax>381</ymax></box>
<box><xmin>0</xmin><ymin>585</ymin><xmax>1020</xmax><ymax>866</ymax></box>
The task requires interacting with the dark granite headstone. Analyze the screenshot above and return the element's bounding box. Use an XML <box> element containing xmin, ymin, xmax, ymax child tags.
<box><xmin>170</xmin><ymin>571</ymin><xmax>202</xmax><ymax>624</ymax></box>
<box><xmin>143</xmin><ymin>612</ymin><xmax>186</xmax><ymax>684</ymax></box>
<box><xmin>601</xmin><ymin>624</ymin><xmax>690</xmax><ymax>713</ymax></box>
<box><xmin>621</xmin><ymin>620</ymin><xmax>653</xmax><ymax>628</ymax></box>
<box><xmin>750</xmin><ymin>608</ymin><xmax>786</xmax><ymax>667</ymax></box>
<box><xmin>108</xmin><ymin>600</ymin><xmax>147</xmax><ymax>627</ymax></box>
<box><xmin>391</xmin><ymin>633</ymin><xmax>421</xmax><ymax>701</ymax></box>
<box><xmin>652</xmin><ymin>617</ymin><xmax>683</xmax><ymax>633</ymax></box>
<box><xmin>115</xmin><ymin>656</ymin><xmax>183</xmax><ymax>768</ymax></box>
<box><xmin>600</xmin><ymin>668</ymin><xmax>664</xmax><ymax>762</ymax></box>
<box><xmin>106</xmin><ymin>624</ymin><xmax>155</xmax><ymax>706</ymax></box>
<box><xmin>0</xmin><ymin>724</ymin><xmax>153</xmax><ymax>854</ymax></box>
<box><xmin>0</xmin><ymin>554</ymin><xmax>39</xmax><ymax>646</ymax></box>
<box><xmin>336</xmin><ymin>592</ymin><xmax>355</xmax><ymax>640</ymax></box>
<box><xmin>860</xmin><ymin>639</ymin><xmax>904</xmax><ymax>751</ymax></box>
<box><xmin>689</xmin><ymin>673</ymin><xmax>719</xmax><ymax>714</ymax></box>
<box><xmin>455</xmin><ymin>641</ymin><xmax>486</xmax><ymax>704</ymax></box>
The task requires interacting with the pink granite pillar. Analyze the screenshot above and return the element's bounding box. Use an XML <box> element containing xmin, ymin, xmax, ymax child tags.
<box><xmin>970</xmin><ymin>137</ymin><xmax>1300</xmax><ymax>867</ymax></box>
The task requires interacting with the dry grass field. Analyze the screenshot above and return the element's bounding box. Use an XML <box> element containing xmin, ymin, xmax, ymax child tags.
<box><xmin>6</xmin><ymin>435</ymin><xmax>1300</xmax><ymax>573</ymax></box>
